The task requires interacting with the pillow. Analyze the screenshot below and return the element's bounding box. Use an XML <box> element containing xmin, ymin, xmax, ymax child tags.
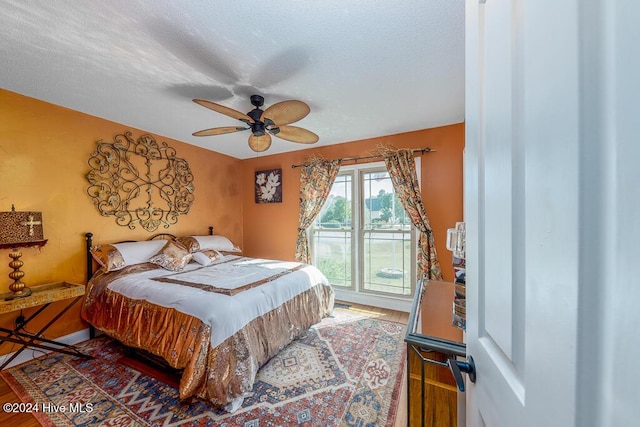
<box><xmin>91</xmin><ymin>244</ymin><xmax>127</xmax><ymax>272</ymax></box>
<box><xmin>91</xmin><ymin>240</ymin><xmax>170</xmax><ymax>272</ymax></box>
<box><xmin>112</xmin><ymin>240</ymin><xmax>167</xmax><ymax>266</ymax></box>
<box><xmin>193</xmin><ymin>235</ymin><xmax>241</xmax><ymax>253</ymax></box>
<box><xmin>192</xmin><ymin>249</ymin><xmax>223</xmax><ymax>266</ymax></box>
<box><xmin>91</xmin><ymin>240</ymin><xmax>175</xmax><ymax>271</ymax></box>
<box><xmin>177</xmin><ymin>236</ymin><xmax>200</xmax><ymax>253</ymax></box>
<box><xmin>148</xmin><ymin>240</ymin><xmax>192</xmax><ymax>271</ymax></box>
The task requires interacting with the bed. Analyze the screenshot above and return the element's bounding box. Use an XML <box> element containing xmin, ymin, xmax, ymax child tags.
<box><xmin>81</xmin><ymin>231</ymin><xmax>334</xmax><ymax>411</ymax></box>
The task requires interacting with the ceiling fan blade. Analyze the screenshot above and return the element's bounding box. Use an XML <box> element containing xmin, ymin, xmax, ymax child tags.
<box><xmin>270</xmin><ymin>126</ymin><xmax>319</xmax><ymax>144</ymax></box>
<box><xmin>261</xmin><ymin>100</ymin><xmax>310</xmax><ymax>126</ymax></box>
<box><xmin>248</xmin><ymin>133</ymin><xmax>272</xmax><ymax>152</ymax></box>
<box><xmin>192</xmin><ymin>126</ymin><xmax>249</xmax><ymax>137</ymax></box>
<box><xmin>193</xmin><ymin>99</ymin><xmax>252</xmax><ymax>123</ymax></box>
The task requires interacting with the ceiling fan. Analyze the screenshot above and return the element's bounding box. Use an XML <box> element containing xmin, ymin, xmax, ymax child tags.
<box><xmin>192</xmin><ymin>95</ymin><xmax>319</xmax><ymax>152</ymax></box>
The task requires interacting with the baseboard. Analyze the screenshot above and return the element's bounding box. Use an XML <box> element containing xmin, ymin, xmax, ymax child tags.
<box><xmin>0</xmin><ymin>328</ymin><xmax>91</xmax><ymax>369</ymax></box>
<box><xmin>334</xmin><ymin>289</ymin><xmax>412</xmax><ymax>313</ymax></box>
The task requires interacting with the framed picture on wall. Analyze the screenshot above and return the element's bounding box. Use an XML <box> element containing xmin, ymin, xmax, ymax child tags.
<box><xmin>255</xmin><ymin>168</ymin><xmax>282</xmax><ymax>203</ymax></box>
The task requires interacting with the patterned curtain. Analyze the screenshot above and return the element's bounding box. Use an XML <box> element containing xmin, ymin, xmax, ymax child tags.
<box><xmin>295</xmin><ymin>158</ymin><xmax>341</xmax><ymax>263</ymax></box>
<box><xmin>382</xmin><ymin>148</ymin><xmax>443</xmax><ymax>280</ymax></box>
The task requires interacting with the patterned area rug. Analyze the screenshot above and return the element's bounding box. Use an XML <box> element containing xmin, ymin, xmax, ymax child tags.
<box><xmin>1</xmin><ymin>309</ymin><xmax>406</xmax><ymax>426</ymax></box>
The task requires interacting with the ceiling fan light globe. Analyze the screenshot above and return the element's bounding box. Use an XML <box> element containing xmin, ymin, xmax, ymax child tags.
<box><xmin>248</xmin><ymin>133</ymin><xmax>272</xmax><ymax>152</ymax></box>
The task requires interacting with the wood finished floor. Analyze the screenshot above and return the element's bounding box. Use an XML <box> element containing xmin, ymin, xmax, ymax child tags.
<box><xmin>0</xmin><ymin>302</ymin><xmax>409</xmax><ymax>427</ymax></box>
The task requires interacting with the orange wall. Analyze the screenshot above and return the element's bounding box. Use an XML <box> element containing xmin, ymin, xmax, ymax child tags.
<box><xmin>0</xmin><ymin>87</ymin><xmax>463</xmax><ymax>356</ymax></box>
<box><xmin>0</xmin><ymin>89</ymin><xmax>243</xmax><ymax>353</ymax></box>
<box><xmin>240</xmin><ymin>124</ymin><xmax>464</xmax><ymax>282</ymax></box>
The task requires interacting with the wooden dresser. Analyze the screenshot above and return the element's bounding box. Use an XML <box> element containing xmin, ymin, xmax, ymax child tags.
<box><xmin>404</xmin><ymin>280</ymin><xmax>465</xmax><ymax>426</ymax></box>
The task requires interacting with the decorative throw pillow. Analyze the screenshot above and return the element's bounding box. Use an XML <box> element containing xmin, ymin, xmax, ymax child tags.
<box><xmin>91</xmin><ymin>244</ymin><xmax>126</xmax><ymax>272</ymax></box>
<box><xmin>192</xmin><ymin>249</ymin><xmax>223</xmax><ymax>266</ymax></box>
<box><xmin>148</xmin><ymin>240</ymin><xmax>192</xmax><ymax>271</ymax></box>
<box><xmin>176</xmin><ymin>236</ymin><xmax>200</xmax><ymax>253</ymax></box>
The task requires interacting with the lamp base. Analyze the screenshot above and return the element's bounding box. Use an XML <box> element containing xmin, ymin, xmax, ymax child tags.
<box><xmin>4</xmin><ymin>286</ymin><xmax>32</xmax><ymax>301</ymax></box>
<box><xmin>6</xmin><ymin>249</ymin><xmax>32</xmax><ymax>300</ymax></box>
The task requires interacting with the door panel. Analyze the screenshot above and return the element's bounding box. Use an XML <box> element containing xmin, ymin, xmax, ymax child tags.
<box><xmin>466</xmin><ymin>0</ymin><xmax>528</xmax><ymax>423</ymax></box>
<box><xmin>480</xmin><ymin>0</ymin><xmax>515</xmax><ymax>362</ymax></box>
<box><xmin>465</xmin><ymin>0</ymin><xmax>584</xmax><ymax>425</ymax></box>
<box><xmin>466</xmin><ymin>0</ymin><xmax>639</xmax><ymax>426</ymax></box>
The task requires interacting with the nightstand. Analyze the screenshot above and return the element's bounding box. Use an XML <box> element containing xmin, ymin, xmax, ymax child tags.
<box><xmin>404</xmin><ymin>280</ymin><xmax>466</xmax><ymax>427</ymax></box>
<box><xmin>0</xmin><ymin>281</ymin><xmax>91</xmax><ymax>369</ymax></box>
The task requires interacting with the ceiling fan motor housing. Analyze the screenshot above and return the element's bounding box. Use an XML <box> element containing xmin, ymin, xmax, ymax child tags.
<box><xmin>251</xmin><ymin>121</ymin><xmax>266</xmax><ymax>136</ymax></box>
<box><xmin>250</xmin><ymin>94</ymin><xmax>265</xmax><ymax>107</ymax></box>
<box><xmin>247</xmin><ymin>102</ymin><xmax>266</xmax><ymax>136</ymax></box>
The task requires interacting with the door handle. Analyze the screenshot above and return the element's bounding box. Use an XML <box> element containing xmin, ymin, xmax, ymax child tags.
<box><xmin>447</xmin><ymin>355</ymin><xmax>476</xmax><ymax>392</ymax></box>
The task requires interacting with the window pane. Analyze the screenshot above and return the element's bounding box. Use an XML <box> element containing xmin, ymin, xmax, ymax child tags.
<box><xmin>362</xmin><ymin>170</ymin><xmax>411</xmax><ymax>230</ymax></box>
<box><xmin>313</xmin><ymin>173</ymin><xmax>353</xmax><ymax>288</ymax></box>
<box><xmin>315</xmin><ymin>174</ymin><xmax>352</xmax><ymax>229</ymax></box>
<box><xmin>363</xmin><ymin>231</ymin><xmax>413</xmax><ymax>296</ymax></box>
<box><xmin>312</xmin><ymin>230</ymin><xmax>352</xmax><ymax>288</ymax></box>
<box><xmin>310</xmin><ymin>163</ymin><xmax>416</xmax><ymax>298</ymax></box>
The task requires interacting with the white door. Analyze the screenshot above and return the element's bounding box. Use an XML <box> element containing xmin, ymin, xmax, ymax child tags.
<box><xmin>464</xmin><ymin>1</ymin><xmax>640</xmax><ymax>426</ymax></box>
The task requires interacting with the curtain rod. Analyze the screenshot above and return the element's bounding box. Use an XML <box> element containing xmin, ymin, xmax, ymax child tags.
<box><xmin>290</xmin><ymin>147</ymin><xmax>434</xmax><ymax>169</ymax></box>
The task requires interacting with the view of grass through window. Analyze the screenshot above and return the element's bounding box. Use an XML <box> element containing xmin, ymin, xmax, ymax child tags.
<box><xmin>311</xmin><ymin>165</ymin><xmax>416</xmax><ymax>297</ymax></box>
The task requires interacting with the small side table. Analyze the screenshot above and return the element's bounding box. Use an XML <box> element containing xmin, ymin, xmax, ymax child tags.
<box><xmin>0</xmin><ymin>281</ymin><xmax>91</xmax><ymax>369</ymax></box>
<box><xmin>405</xmin><ymin>280</ymin><xmax>466</xmax><ymax>427</ymax></box>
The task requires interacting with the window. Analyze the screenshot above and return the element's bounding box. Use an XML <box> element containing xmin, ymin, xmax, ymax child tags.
<box><xmin>311</xmin><ymin>161</ymin><xmax>418</xmax><ymax>298</ymax></box>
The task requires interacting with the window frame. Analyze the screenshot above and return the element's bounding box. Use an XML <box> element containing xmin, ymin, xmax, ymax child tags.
<box><xmin>310</xmin><ymin>159</ymin><xmax>420</xmax><ymax>299</ymax></box>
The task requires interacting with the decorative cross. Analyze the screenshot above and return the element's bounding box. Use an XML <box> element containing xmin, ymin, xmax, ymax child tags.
<box><xmin>21</xmin><ymin>215</ymin><xmax>42</xmax><ymax>237</ymax></box>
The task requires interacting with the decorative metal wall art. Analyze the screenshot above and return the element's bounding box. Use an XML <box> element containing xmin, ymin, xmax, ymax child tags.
<box><xmin>86</xmin><ymin>132</ymin><xmax>195</xmax><ymax>232</ymax></box>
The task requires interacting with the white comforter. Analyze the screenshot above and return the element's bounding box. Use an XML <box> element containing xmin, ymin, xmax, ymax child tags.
<box><xmin>104</xmin><ymin>255</ymin><xmax>331</xmax><ymax>347</ymax></box>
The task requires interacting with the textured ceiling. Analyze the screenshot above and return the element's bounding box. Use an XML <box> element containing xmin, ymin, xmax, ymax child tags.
<box><xmin>0</xmin><ymin>0</ymin><xmax>464</xmax><ymax>159</ymax></box>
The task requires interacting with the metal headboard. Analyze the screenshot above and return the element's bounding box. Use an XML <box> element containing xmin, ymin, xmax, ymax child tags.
<box><xmin>85</xmin><ymin>227</ymin><xmax>214</xmax><ymax>281</ymax></box>
<box><xmin>84</xmin><ymin>232</ymin><xmax>175</xmax><ymax>281</ymax></box>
